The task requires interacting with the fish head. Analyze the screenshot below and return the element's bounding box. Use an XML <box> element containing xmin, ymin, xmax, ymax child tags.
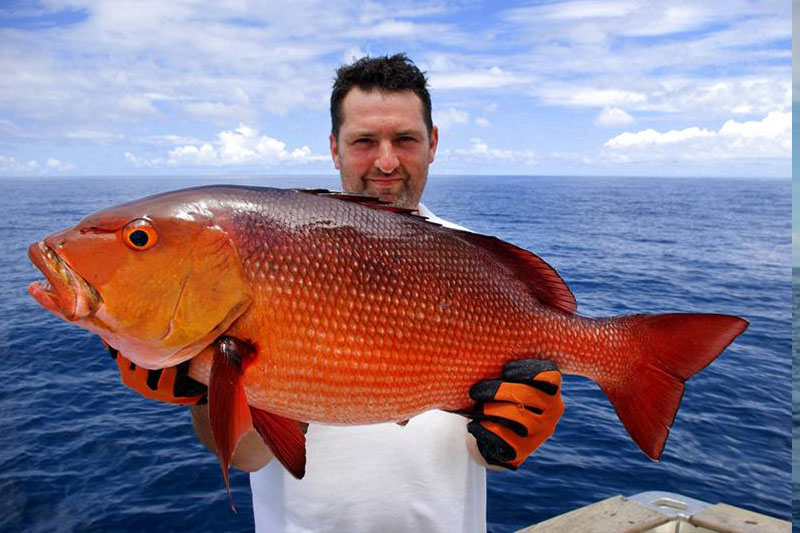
<box><xmin>28</xmin><ymin>189</ymin><xmax>251</xmax><ymax>369</ymax></box>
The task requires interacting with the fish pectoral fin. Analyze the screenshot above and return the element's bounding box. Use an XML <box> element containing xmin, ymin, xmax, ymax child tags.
<box><xmin>396</xmin><ymin>419</ymin><xmax>410</xmax><ymax>426</ymax></box>
<box><xmin>209</xmin><ymin>336</ymin><xmax>255</xmax><ymax>512</ymax></box>
<box><xmin>250</xmin><ymin>407</ymin><xmax>307</xmax><ymax>479</ymax></box>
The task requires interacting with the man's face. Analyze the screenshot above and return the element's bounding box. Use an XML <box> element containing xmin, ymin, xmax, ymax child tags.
<box><xmin>330</xmin><ymin>87</ymin><xmax>438</xmax><ymax>210</ymax></box>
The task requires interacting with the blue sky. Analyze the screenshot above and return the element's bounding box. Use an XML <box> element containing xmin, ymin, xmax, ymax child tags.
<box><xmin>0</xmin><ymin>0</ymin><xmax>792</xmax><ymax>179</ymax></box>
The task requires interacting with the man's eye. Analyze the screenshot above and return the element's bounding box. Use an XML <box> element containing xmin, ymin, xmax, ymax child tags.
<box><xmin>354</xmin><ymin>138</ymin><xmax>373</xmax><ymax>145</ymax></box>
<box><xmin>397</xmin><ymin>136</ymin><xmax>416</xmax><ymax>143</ymax></box>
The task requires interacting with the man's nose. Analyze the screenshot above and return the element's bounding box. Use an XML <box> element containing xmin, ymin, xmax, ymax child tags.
<box><xmin>375</xmin><ymin>141</ymin><xmax>399</xmax><ymax>174</ymax></box>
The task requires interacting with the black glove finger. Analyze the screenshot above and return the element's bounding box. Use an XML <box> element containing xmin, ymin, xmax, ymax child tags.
<box><xmin>106</xmin><ymin>343</ymin><xmax>119</xmax><ymax>360</ymax></box>
<box><xmin>467</xmin><ymin>420</ymin><xmax>517</xmax><ymax>469</ymax></box>
<box><xmin>469</xmin><ymin>379</ymin><xmax>503</xmax><ymax>403</ymax></box>
<box><xmin>502</xmin><ymin>359</ymin><xmax>560</xmax><ymax>395</ymax></box>
<box><xmin>174</xmin><ymin>359</ymin><xmax>208</xmax><ymax>399</ymax></box>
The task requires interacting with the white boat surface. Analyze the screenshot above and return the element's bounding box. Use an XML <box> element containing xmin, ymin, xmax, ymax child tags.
<box><xmin>517</xmin><ymin>491</ymin><xmax>790</xmax><ymax>532</ymax></box>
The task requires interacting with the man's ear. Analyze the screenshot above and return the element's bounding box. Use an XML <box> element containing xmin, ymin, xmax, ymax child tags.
<box><xmin>428</xmin><ymin>125</ymin><xmax>439</xmax><ymax>164</ymax></box>
<box><xmin>329</xmin><ymin>133</ymin><xmax>341</xmax><ymax>170</ymax></box>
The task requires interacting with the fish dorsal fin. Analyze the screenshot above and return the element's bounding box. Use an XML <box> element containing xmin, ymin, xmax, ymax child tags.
<box><xmin>455</xmin><ymin>231</ymin><xmax>577</xmax><ymax>314</ymax></box>
<box><xmin>297</xmin><ymin>189</ymin><xmax>576</xmax><ymax>313</ymax></box>
<box><xmin>296</xmin><ymin>189</ymin><xmax>425</xmax><ymax>218</ymax></box>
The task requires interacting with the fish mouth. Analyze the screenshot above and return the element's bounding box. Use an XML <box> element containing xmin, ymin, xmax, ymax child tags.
<box><xmin>28</xmin><ymin>242</ymin><xmax>103</xmax><ymax>321</ymax></box>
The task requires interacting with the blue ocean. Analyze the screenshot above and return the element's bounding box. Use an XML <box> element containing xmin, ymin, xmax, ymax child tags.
<box><xmin>0</xmin><ymin>175</ymin><xmax>790</xmax><ymax>532</ymax></box>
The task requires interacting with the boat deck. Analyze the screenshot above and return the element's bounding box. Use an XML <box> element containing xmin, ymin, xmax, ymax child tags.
<box><xmin>517</xmin><ymin>492</ymin><xmax>790</xmax><ymax>533</ymax></box>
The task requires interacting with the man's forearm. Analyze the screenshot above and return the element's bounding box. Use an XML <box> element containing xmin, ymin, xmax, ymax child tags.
<box><xmin>190</xmin><ymin>404</ymin><xmax>275</xmax><ymax>472</ymax></box>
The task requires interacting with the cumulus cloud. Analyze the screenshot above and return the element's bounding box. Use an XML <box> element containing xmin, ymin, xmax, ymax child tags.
<box><xmin>603</xmin><ymin>111</ymin><xmax>791</xmax><ymax>160</ymax></box>
<box><xmin>594</xmin><ymin>106</ymin><xmax>634</xmax><ymax>127</ymax></box>
<box><xmin>0</xmin><ymin>155</ymin><xmax>75</xmax><ymax>173</ymax></box>
<box><xmin>440</xmin><ymin>138</ymin><xmax>536</xmax><ymax>164</ymax></box>
<box><xmin>127</xmin><ymin>124</ymin><xmax>328</xmax><ymax>168</ymax></box>
<box><xmin>124</xmin><ymin>151</ymin><xmax>163</xmax><ymax>168</ymax></box>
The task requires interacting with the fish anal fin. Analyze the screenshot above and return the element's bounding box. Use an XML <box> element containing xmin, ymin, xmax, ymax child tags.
<box><xmin>455</xmin><ymin>232</ymin><xmax>577</xmax><ymax>314</ymax></box>
<box><xmin>601</xmin><ymin>313</ymin><xmax>748</xmax><ymax>460</ymax></box>
<box><xmin>209</xmin><ymin>337</ymin><xmax>255</xmax><ymax>512</ymax></box>
<box><xmin>250</xmin><ymin>407</ymin><xmax>307</xmax><ymax>479</ymax></box>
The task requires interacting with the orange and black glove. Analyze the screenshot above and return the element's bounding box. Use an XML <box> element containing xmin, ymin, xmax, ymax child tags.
<box><xmin>105</xmin><ymin>342</ymin><xmax>207</xmax><ymax>406</ymax></box>
<box><xmin>467</xmin><ymin>359</ymin><xmax>563</xmax><ymax>469</ymax></box>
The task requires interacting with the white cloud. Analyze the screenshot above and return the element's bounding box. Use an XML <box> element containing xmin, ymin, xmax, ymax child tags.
<box><xmin>128</xmin><ymin>124</ymin><xmax>328</xmax><ymax>167</ymax></box>
<box><xmin>434</xmin><ymin>107</ymin><xmax>469</xmax><ymax>131</ymax></box>
<box><xmin>124</xmin><ymin>151</ymin><xmax>164</xmax><ymax>167</ymax></box>
<box><xmin>0</xmin><ymin>155</ymin><xmax>75</xmax><ymax>173</ymax></box>
<box><xmin>182</xmin><ymin>101</ymin><xmax>259</xmax><ymax>124</ymax></box>
<box><xmin>603</xmin><ymin>111</ymin><xmax>791</xmax><ymax>160</ymax></box>
<box><xmin>430</xmin><ymin>67</ymin><xmax>524</xmax><ymax>90</ymax></box>
<box><xmin>506</xmin><ymin>1</ymin><xmax>638</xmax><ymax>22</ymax></box>
<box><xmin>594</xmin><ymin>106</ymin><xmax>634</xmax><ymax>127</ymax></box>
<box><xmin>605</xmin><ymin>126</ymin><xmax>713</xmax><ymax>147</ymax></box>
<box><xmin>441</xmin><ymin>138</ymin><xmax>536</xmax><ymax>164</ymax></box>
<box><xmin>620</xmin><ymin>5</ymin><xmax>717</xmax><ymax>37</ymax></box>
<box><xmin>541</xmin><ymin>88</ymin><xmax>647</xmax><ymax>108</ymax></box>
<box><xmin>718</xmin><ymin>111</ymin><xmax>791</xmax><ymax>142</ymax></box>
<box><xmin>119</xmin><ymin>94</ymin><xmax>159</xmax><ymax>115</ymax></box>
<box><xmin>498</xmin><ymin>2</ymin><xmax>789</xmax><ymax>118</ymax></box>
<box><xmin>341</xmin><ymin>46</ymin><xmax>367</xmax><ymax>65</ymax></box>
<box><xmin>64</xmin><ymin>129</ymin><xmax>125</xmax><ymax>144</ymax></box>
<box><xmin>475</xmin><ymin>117</ymin><xmax>490</xmax><ymax>127</ymax></box>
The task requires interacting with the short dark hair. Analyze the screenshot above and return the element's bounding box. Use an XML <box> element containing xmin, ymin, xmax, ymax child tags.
<box><xmin>330</xmin><ymin>53</ymin><xmax>432</xmax><ymax>139</ymax></box>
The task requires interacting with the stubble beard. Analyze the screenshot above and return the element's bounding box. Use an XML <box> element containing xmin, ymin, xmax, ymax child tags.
<box><xmin>364</xmin><ymin>167</ymin><xmax>428</xmax><ymax>210</ymax></box>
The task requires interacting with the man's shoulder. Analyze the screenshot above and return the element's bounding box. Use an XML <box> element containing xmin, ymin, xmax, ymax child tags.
<box><xmin>417</xmin><ymin>202</ymin><xmax>471</xmax><ymax>232</ymax></box>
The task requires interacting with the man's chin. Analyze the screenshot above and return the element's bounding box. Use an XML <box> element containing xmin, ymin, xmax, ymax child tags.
<box><xmin>366</xmin><ymin>183</ymin><xmax>402</xmax><ymax>201</ymax></box>
<box><xmin>360</xmin><ymin>179</ymin><xmax>418</xmax><ymax>209</ymax></box>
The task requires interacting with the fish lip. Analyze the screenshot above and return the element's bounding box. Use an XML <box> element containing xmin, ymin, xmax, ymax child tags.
<box><xmin>27</xmin><ymin>241</ymin><xmax>102</xmax><ymax>321</ymax></box>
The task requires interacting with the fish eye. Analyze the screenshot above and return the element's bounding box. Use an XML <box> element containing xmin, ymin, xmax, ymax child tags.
<box><xmin>122</xmin><ymin>219</ymin><xmax>158</xmax><ymax>251</ymax></box>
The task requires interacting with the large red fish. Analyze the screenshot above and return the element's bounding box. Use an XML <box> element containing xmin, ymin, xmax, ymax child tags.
<box><xmin>28</xmin><ymin>186</ymin><xmax>747</xmax><ymax>497</ymax></box>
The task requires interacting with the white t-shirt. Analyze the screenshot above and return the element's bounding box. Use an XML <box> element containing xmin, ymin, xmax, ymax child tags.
<box><xmin>249</xmin><ymin>204</ymin><xmax>486</xmax><ymax>533</ymax></box>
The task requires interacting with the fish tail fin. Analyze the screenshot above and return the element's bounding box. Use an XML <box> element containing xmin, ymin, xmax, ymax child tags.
<box><xmin>600</xmin><ymin>313</ymin><xmax>747</xmax><ymax>460</ymax></box>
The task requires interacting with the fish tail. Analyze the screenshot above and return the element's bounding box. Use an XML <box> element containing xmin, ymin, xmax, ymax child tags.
<box><xmin>599</xmin><ymin>313</ymin><xmax>748</xmax><ymax>460</ymax></box>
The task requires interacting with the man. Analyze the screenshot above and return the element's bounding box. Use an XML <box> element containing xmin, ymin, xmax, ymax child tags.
<box><xmin>112</xmin><ymin>54</ymin><xmax>563</xmax><ymax>532</ymax></box>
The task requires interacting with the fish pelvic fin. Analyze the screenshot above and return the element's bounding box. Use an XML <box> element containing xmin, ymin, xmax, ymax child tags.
<box><xmin>209</xmin><ymin>337</ymin><xmax>255</xmax><ymax>512</ymax></box>
<box><xmin>601</xmin><ymin>313</ymin><xmax>748</xmax><ymax>461</ymax></box>
<box><xmin>250</xmin><ymin>408</ymin><xmax>307</xmax><ymax>479</ymax></box>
